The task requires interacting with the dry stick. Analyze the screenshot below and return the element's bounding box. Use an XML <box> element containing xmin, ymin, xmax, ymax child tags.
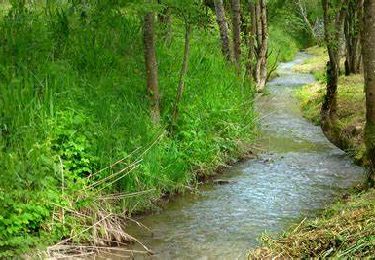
<box><xmin>96</xmin><ymin>189</ymin><xmax>156</xmax><ymax>201</ymax></box>
<box><xmin>59</xmin><ymin>156</ymin><xmax>65</xmax><ymax>227</ymax></box>
<box><xmin>51</xmin><ymin>203</ymin><xmax>90</xmax><ymax>219</ymax></box>
<box><xmin>90</xmin><ymin>132</ymin><xmax>165</xmax><ymax>190</ymax></box>
<box><xmin>96</xmin><ymin>162</ymin><xmax>142</xmax><ymax>193</ymax></box>
<box><xmin>125</xmin><ymin>216</ymin><xmax>153</xmax><ymax>233</ymax></box>
<box><xmin>292</xmin><ymin>217</ymin><xmax>307</xmax><ymax>233</ymax></box>
<box><xmin>51</xmin><ymin>213</ymin><xmax>114</xmax><ymax>247</ymax></box>
<box><xmin>53</xmin><ymin>245</ymin><xmax>149</xmax><ymax>254</ymax></box>
<box><xmin>88</xmin><ymin>159</ymin><xmax>142</xmax><ymax>190</ymax></box>
<box><xmin>88</xmin><ymin>146</ymin><xmax>142</xmax><ymax>179</ymax></box>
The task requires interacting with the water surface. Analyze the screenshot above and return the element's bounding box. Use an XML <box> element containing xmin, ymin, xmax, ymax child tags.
<box><xmin>125</xmin><ymin>53</ymin><xmax>364</xmax><ymax>259</ymax></box>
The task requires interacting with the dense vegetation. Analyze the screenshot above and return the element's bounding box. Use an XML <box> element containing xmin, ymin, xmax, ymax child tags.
<box><xmin>3</xmin><ymin>0</ymin><xmax>375</xmax><ymax>257</ymax></box>
<box><xmin>0</xmin><ymin>0</ymin><xmax>303</xmax><ymax>256</ymax></box>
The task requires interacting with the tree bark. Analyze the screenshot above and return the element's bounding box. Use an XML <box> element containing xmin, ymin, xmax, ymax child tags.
<box><xmin>171</xmin><ymin>24</ymin><xmax>192</xmax><ymax>126</ymax></box>
<box><xmin>344</xmin><ymin>0</ymin><xmax>362</xmax><ymax>75</ymax></box>
<box><xmin>253</xmin><ymin>0</ymin><xmax>268</xmax><ymax>92</ymax></box>
<box><xmin>320</xmin><ymin>0</ymin><xmax>346</xmax><ymax>145</ymax></box>
<box><xmin>362</xmin><ymin>0</ymin><xmax>375</xmax><ymax>184</ymax></box>
<box><xmin>296</xmin><ymin>0</ymin><xmax>317</xmax><ymax>41</ymax></box>
<box><xmin>246</xmin><ymin>1</ymin><xmax>256</xmax><ymax>79</ymax></box>
<box><xmin>143</xmin><ymin>11</ymin><xmax>161</xmax><ymax>124</ymax></box>
<box><xmin>214</xmin><ymin>0</ymin><xmax>232</xmax><ymax>62</ymax></box>
<box><xmin>231</xmin><ymin>0</ymin><xmax>241</xmax><ymax>73</ymax></box>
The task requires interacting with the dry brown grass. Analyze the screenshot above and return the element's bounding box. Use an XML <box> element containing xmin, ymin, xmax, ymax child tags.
<box><xmin>249</xmin><ymin>189</ymin><xmax>375</xmax><ymax>258</ymax></box>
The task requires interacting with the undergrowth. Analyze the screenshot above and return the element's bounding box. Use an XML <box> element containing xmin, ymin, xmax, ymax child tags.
<box><xmin>0</xmin><ymin>1</ymin><xmax>301</xmax><ymax>257</ymax></box>
<box><xmin>0</xmin><ymin>1</ymin><xmax>259</xmax><ymax>256</ymax></box>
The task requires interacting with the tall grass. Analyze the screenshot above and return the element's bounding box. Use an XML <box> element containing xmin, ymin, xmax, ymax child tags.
<box><xmin>0</xmin><ymin>2</ymin><xmax>256</xmax><ymax>256</ymax></box>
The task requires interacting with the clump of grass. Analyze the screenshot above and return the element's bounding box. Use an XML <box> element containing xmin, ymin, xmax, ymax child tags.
<box><xmin>293</xmin><ymin>46</ymin><xmax>327</xmax><ymax>76</ymax></box>
<box><xmin>249</xmin><ymin>188</ymin><xmax>375</xmax><ymax>258</ymax></box>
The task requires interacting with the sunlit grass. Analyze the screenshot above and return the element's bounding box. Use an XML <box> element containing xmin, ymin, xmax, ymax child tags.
<box><xmin>249</xmin><ymin>187</ymin><xmax>375</xmax><ymax>258</ymax></box>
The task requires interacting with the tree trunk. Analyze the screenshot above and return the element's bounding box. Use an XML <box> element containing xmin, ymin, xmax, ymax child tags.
<box><xmin>320</xmin><ymin>0</ymin><xmax>346</xmax><ymax>144</ymax></box>
<box><xmin>344</xmin><ymin>0</ymin><xmax>362</xmax><ymax>75</ymax></box>
<box><xmin>246</xmin><ymin>1</ymin><xmax>256</xmax><ymax>80</ymax></box>
<box><xmin>362</xmin><ymin>0</ymin><xmax>375</xmax><ymax>185</ymax></box>
<box><xmin>214</xmin><ymin>0</ymin><xmax>232</xmax><ymax>62</ymax></box>
<box><xmin>143</xmin><ymin>11</ymin><xmax>161</xmax><ymax>124</ymax></box>
<box><xmin>231</xmin><ymin>0</ymin><xmax>241</xmax><ymax>73</ymax></box>
<box><xmin>296</xmin><ymin>0</ymin><xmax>317</xmax><ymax>41</ymax></box>
<box><xmin>171</xmin><ymin>24</ymin><xmax>192</xmax><ymax>126</ymax></box>
<box><xmin>254</xmin><ymin>0</ymin><xmax>268</xmax><ymax>92</ymax></box>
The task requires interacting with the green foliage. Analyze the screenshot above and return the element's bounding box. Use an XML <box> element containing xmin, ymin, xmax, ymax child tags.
<box><xmin>0</xmin><ymin>1</ymin><xmax>257</xmax><ymax>256</ymax></box>
<box><xmin>269</xmin><ymin>25</ymin><xmax>300</xmax><ymax>63</ymax></box>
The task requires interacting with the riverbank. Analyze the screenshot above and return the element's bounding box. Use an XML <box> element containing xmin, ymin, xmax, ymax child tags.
<box><xmin>249</xmin><ymin>47</ymin><xmax>374</xmax><ymax>258</ymax></box>
<box><xmin>0</xmin><ymin>2</ymin><xmax>305</xmax><ymax>257</ymax></box>
<box><xmin>294</xmin><ymin>46</ymin><xmax>366</xmax><ymax>164</ymax></box>
<box><xmin>250</xmin><ymin>186</ymin><xmax>375</xmax><ymax>258</ymax></box>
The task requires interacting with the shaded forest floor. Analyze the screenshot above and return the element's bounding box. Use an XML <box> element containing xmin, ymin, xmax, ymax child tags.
<box><xmin>249</xmin><ymin>47</ymin><xmax>375</xmax><ymax>258</ymax></box>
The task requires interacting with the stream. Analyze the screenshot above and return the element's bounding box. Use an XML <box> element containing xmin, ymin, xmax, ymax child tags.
<box><xmin>124</xmin><ymin>53</ymin><xmax>365</xmax><ymax>259</ymax></box>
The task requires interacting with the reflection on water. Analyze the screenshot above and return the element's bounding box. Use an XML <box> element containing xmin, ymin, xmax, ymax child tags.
<box><xmin>118</xmin><ymin>53</ymin><xmax>365</xmax><ymax>259</ymax></box>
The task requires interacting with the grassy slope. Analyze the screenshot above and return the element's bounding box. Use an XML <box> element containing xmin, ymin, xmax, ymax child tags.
<box><xmin>294</xmin><ymin>46</ymin><xmax>366</xmax><ymax>163</ymax></box>
<box><xmin>0</xmin><ymin>3</ymin><xmax>300</xmax><ymax>256</ymax></box>
<box><xmin>0</xmin><ymin>4</ymin><xmax>257</xmax><ymax>256</ymax></box>
<box><xmin>249</xmin><ymin>46</ymin><xmax>374</xmax><ymax>258</ymax></box>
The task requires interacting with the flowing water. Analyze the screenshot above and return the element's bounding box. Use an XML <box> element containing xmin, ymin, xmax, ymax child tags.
<box><xmin>123</xmin><ymin>53</ymin><xmax>365</xmax><ymax>259</ymax></box>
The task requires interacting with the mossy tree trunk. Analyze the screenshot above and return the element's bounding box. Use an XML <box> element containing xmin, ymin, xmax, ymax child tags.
<box><xmin>344</xmin><ymin>0</ymin><xmax>363</xmax><ymax>75</ymax></box>
<box><xmin>144</xmin><ymin>10</ymin><xmax>161</xmax><ymax>124</ymax></box>
<box><xmin>362</xmin><ymin>0</ymin><xmax>375</xmax><ymax>185</ymax></box>
<box><xmin>320</xmin><ymin>0</ymin><xmax>347</xmax><ymax>145</ymax></box>
<box><xmin>214</xmin><ymin>0</ymin><xmax>232</xmax><ymax>62</ymax></box>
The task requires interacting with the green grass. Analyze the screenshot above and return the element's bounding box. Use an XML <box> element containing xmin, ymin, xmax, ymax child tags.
<box><xmin>249</xmin><ymin>46</ymin><xmax>373</xmax><ymax>258</ymax></box>
<box><xmin>294</xmin><ymin>47</ymin><xmax>366</xmax><ymax>163</ymax></box>
<box><xmin>269</xmin><ymin>25</ymin><xmax>300</xmax><ymax>63</ymax></box>
<box><xmin>0</xmin><ymin>2</ymin><xmax>258</xmax><ymax>256</ymax></box>
<box><xmin>0</xmin><ymin>1</ymin><xmax>303</xmax><ymax>256</ymax></box>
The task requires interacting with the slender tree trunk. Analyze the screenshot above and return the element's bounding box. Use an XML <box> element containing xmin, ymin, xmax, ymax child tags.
<box><xmin>258</xmin><ymin>0</ymin><xmax>268</xmax><ymax>90</ymax></box>
<box><xmin>320</xmin><ymin>0</ymin><xmax>347</xmax><ymax>145</ymax></box>
<box><xmin>254</xmin><ymin>0</ymin><xmax>268</xmax><ymax>92</ymax></box>
<box><xmin>143</xmin><ymin>11</ymin><xmax>161</xmax><ymax>124</ymax></box>
<box><xmin>296</xmin><ymin>0</ymin><xmax>317</xmax><ymax>41</ymax></box>
<box><xmin>246</xmin><ymin>1</ymin><xmax>256</xmax><ymax>79</ymax></box>
<box><xmin>362</xmin><ymin>0</ymin><xmax>375</xmax><ymax>184</ymax></box>
<box><xmin>214</xmin><ymin>0</ymin><xmax>232</xmax><ymax>62</ymax></box>
<box><xmin>171</xmin><ymin>24</ymin><xmax>192</xmax><ymax>126</ymax></box>
<box><xmin>344</xmin><ymin>0</ymin><xmax>362</xmax><ymax>75</ymax></box>
<box><xmin>231</xmin><ymin>0</ymin><xmax>241</xmax><ymax>73</ymax></box>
